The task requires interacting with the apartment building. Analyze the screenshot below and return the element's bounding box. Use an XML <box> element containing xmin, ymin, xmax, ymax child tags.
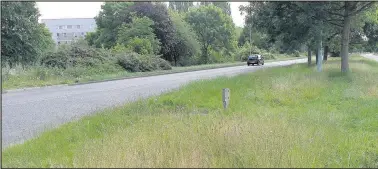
<box><xmin>41</xmin><ymin>18</ymin><xmax>96</xmax><ymax>45</ymax></box>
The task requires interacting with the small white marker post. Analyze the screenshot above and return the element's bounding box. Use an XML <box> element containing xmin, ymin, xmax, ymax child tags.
<box><xmin>222</xmin><ymin>88</ymin><xmax>230</xmax><ymax>109</ymax></box>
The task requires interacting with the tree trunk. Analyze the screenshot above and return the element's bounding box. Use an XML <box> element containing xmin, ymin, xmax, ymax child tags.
<box><xmin>174</xmin><ymin>55</ymin><xmax>177</xmax><ymax>66</ymax></box>
<box><xmin>315</xmin><ymin>50</ymin><xmax>319</xmax><ymax>64</ymax></box>
<box><xmin>316</xmin><ymin>31</ymin><xmax>323</xmax><ymax>72</ymax></box>
<box><xmin>341</xmin><ymin>2</ymin><xmax>352</xmax><ymax>72</ymax></box>
<box><xmin>201</xmin><ymin>44</ymin><xmax>209</xmax><ymax>64</ymax></box>
<box><xmin>324</xmin><ymin>45</ymin><xmax>328</xmax><ymax>61</ymax></box>
<box><xmin>307</xmin><ymin>46</ymin><xmax>312</xmax><ymax>66</ymax></box>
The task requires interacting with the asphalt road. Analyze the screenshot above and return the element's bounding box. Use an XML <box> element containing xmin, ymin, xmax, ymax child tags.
<box><xmin>2</xmin><ymin>59</ymin><xmax>306</xmax><ymax>149</ymax></box>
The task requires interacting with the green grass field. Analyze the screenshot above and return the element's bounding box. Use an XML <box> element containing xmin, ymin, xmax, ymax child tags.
<box><xmin>2</xmin><ymin>56</ymin><xmax>304</xmax><ymax>91</ymax></box>
<box><xmin>2</xmin><ymin>55</ymin><xmax>377</xmax><ymax>168</ymax></box>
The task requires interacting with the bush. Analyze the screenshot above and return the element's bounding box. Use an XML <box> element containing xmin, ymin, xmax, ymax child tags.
<box><xmin>155</xmin><ymin>57</ymin><xmax>172</xmax><ymax>70</ymax></box>
<box><xmin>126</xmin><ymin>37</ymin><xmax>155</xmax><ymax>55</ymax></box>
<box><xmin>116</xmin><ymin>52</ymin><xmax>172</xmax><ymax>72</ymax></box>
<box><xmin>117</xmin><ymin>53</ymin><xmax>142</xmax><ymax>72</ymax></box>
<box><xmin>293</xmin><ymin>50</ymin><xmax>300</xmax><ymax>57</ymax></box>
<box><xmin>235</xmin><ymin>42</ymin><xmax>262</xmax><ymax>61</ymax></box>
<box><xmin>261</xmin><ymin>53</ymin><xmax>276</xmax><ymax>60</ymax></box>
<box><xmin>40</xmin><ymin>40</ymin><xmax>112</xmax><ymax>69</ymax></box>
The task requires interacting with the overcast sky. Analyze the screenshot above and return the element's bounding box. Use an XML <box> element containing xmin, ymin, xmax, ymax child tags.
<box><xmin>36</xmin><ymin>2</ymin><xmax>247</xmax><ymax>27</ymax></box>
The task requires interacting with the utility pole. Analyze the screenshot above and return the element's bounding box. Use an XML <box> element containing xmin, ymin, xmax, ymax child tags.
<box><xmin>249</xmin><ymin>7</ymin><xmax>252</xmax><ymax>56</ymax></box>
<box><xmin>249</xmin><ymin>24</ymin><xmax>252</xmax><ymax>56</ymax></box>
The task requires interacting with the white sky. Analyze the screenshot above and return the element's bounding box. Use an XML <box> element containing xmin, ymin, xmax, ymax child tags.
<box><xmin>36</xmin><ymin>2</ymin><xmax>247</xmax><ymax>27</ymax></box>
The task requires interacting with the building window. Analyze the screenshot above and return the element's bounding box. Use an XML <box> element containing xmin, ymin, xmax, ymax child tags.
<box><xmin>81</xmin><ymin>32</ymin><xmax>85</xmax><ymax>36</ymax></box>
<box><xmin>58</xmin><ymin>41</ymin><xmax>61</xmax><ymax>45</ymax></box>
<box><xmin>77</xmin><ymin>25</ymin><xmax>80</xmax><ymax>29</ymax></box>
<box><xmin>57</xmin><ymin>33</ymin><xmax>60</xmax><ymax>37</ymax></box>
<box><xmin>67</xmin><ymin>25</ymin><xmax>72</xmax><ymax>29</ymax></box>
<box><xmin>59</xmin><ymin>25</ymin><xmax>64</xmax><ymax>29</ymax></box>
<box><xmin>63</xmin><ymin>33</ymin><xmax>67</xmax><ymax>37</ymax></box>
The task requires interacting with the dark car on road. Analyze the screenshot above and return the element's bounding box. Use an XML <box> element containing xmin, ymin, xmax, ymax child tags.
<box><xmin>247</xmin><ymin>54</ymin><xmax>264</xmax><ymax>66</ymax></box>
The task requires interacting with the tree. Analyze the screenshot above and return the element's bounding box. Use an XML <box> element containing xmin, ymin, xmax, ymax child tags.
<box><xmin>85</xmin><ymin>31</ymin><xmax>101</xmax><ymax>48</ymax></box>
<box><xmin>320</xmin><ymin>2</ymin><xmax>376</xmax><ymax>72</ymax></box>
<box><xmin>200</xmin><ymin>2</ymin><xmax>231</xmax><ymax>16</ymax></box>
<box><xmin>1</xmin><ymin>1</ymin><xmax>54</xmax><ymax>67</ymax></box>
<box><xmin>93</xmin><ymin>2</ymin><xmax>134</xmax><ymax>49</ymax></box>
<box><xmin>363</xmin><ymin>22</ymin><xmax>378</xmax><ymax>52</ymax></box>
<box><xmin>169</xmin><ymin>10</ymin><xmax>200</xmax><ymax>66</ymax></box>
<box><xmin>241</xmin><ymin>1</ymin><xmax>376</xmax><ymax>71</ymax></box>
<box><xmin>169</xmin><ymin>2</ymin><xmax>193</xmax><ymax>13</ymax></box>
<box><xmin>186</xmin><ymin>5</ymin><xmax>236</xmax><ymax>63</ymax></box>
<box><xmin>362</xmin><ymin>6</ymin><xmax>378</xmax><ymax>52</ymax></box>
<box><xmin>242</xmin><ymin>2</ymin><xmax>316</xmax><ymax>54</ymax></box>
<box><xmin>131</xmin><ymin>2</ymin><xmax>177</xmax><ymax>62</ymax></box>
<box><xmin>116</xmin><ymin>16</ymin><xmax>161</xmax><ymax>55</ymax></box>
<box><xmin>238</xmin><ymin>26</ymin><xmax>271</xmax><ymax>50</ymax></box>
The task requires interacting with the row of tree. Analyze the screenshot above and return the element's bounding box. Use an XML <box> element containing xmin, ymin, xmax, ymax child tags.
<box><xmin>1</xmin><ymin>2</ymin><xmax>238</xmax><ymax>68</ymax></box>
<box><xmin>239</xmin><ymin>1</ymin><xmax>377</xmax><ymax>72</ymax></box>
<box><xmin>86</xmin><ymin>2</ymin><xmax>236</xmax><ymax>66</ymax></box>
<box><xmin>2</xmin><ymin>1</ymin><xmax>377</xmax><ymax>73</ymax></box>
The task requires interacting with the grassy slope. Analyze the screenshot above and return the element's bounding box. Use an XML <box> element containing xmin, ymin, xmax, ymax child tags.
<box><xmin>2</xmin><ymin>55</ymin><xmax>377</xmax><ymax>168</ymax></box>
<box><xmin>2</xmin><ymin>56</ymin><xmax>304</xmax><ymax>91</ymax></box>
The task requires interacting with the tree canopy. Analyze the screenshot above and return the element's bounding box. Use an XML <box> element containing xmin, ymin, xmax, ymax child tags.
<box><xmin>185</xmin><ymin>5</ymin><xmax>236</xmax><ymax>63</ymax></box>
<box><xmin>1</xmin><ymin>1</ymin><xmax>54</xmax><ymax>67</ymax></box>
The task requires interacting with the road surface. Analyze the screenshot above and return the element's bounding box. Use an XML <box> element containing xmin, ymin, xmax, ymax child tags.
<box><xmin>361</xmin><ymin>53</ymin><xmax>378</xmax><ymax>62</ymax></box>
<box><xmin>2</xmin><ymin>59</ymin><xmax>306</xmax><ymax>149</ymax></box>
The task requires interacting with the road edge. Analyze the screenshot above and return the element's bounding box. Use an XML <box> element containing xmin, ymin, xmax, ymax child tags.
<box><xmin>3</xmin><ymin>57</ymin><xmax>305</xmax><ymax>93</ymax></box>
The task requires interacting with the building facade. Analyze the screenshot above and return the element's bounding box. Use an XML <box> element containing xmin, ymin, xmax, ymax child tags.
<box><xmin>41</xmin><ymin>18</ymin><xmax>97</xmax><ymax>45</ymax></box>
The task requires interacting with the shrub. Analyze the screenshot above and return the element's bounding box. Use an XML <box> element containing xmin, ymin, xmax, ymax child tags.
<box><xmin>155</xmin><ymin>57</ymin><xmax>172</xmax><ymax>70</ymax></box>
<box><xmin>117</xmin><ymin>53</ymin><xmax>142</xmax><ymax>72</ymax></box>
<box><xmin>293</xmin><ymin>50</ymin><xmax>300</xmax><ymax>57</ymax></box>
<box><xmin>235</xmin><ymin>42</ymin><xmax>262</xmax><ymax>61</ymax></box>
<box><xmin>116</xmin><ymin>52</ymin><xmax>172</xmax><ymax>72</ymax></box>
<box><xmin>262</xmin><ymin>53</ymin><xmax>276</xmax><ymax>60</ymax></box>
<box><xmin>40</xmin><ymin>39</ymin><xmax>112</xmax><ymax>69</ymax></box>
<box><xmin>126</xmin><ymin>37</ymin><xmax>155</xmax><ymax>55</ymax></box>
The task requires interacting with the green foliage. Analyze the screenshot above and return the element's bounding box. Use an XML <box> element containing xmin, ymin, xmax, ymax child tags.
<box><xmin>127</xmin><ymin>38</ymin><xmax>155</xmax><ymax>55</ymax></box>
<box><xmin>111</xmin><ymin>43</ymin><xmax>131</xmax><ymax>54</ymax></box>
<box><xmin>169</xmin><ymin>2</ymin><xmax>194</xmax><ymax>13</ymax></box>
<box><xmin>186</xmin><ymin>5</ymin><xmax>236</xmax><ymax>64</ymax></box>
<box><xmin>235</xmin><ymin>26</ymin><xmax>243</xmax><ymax>41</ymax></box>
<box><xmin>117</xmin><ymin>16</ymin><xmax>161</xmax><ymax>55</ymax></box>
<box><xmin>94</xmin><ymin>2</ymin><xmax>135</xmax><ymax>49</ymax></box>
<box><xmin>85</xmin><ymin>31</ymin><xmax>101</xmax><ymax>48</ymax></box>
<box><xmin>200</xmin><ymin>2</ymin><xmax>231</xmax><ymax>16</ymax></box>
<box><xmin>363</xmin><ymin>21</ymin><xmax>378</xmax><ymax>52</ymax></box>
<box><xmin>238</xmin><ymin>26</ymin><xmax>272</xmax><ymax>50</ymax></box>
<box><xmin>169</xmin><ymin>10</ymin><xmax>200</xmax><ymax>66</ymax></box>
<box><xmin>1</xmin><ymin>1</ymin><xmax>54</xmax><ymax>67</ymax></box>
<box><xmin>116</xmin><ymin>52</ymin><xmax>171</xmax><ymax>72</ymax></box>
<box><xmin>293</xmin><ymin>50</ymin><xmax>300</xmax><ymax>57</ymax></box>
<box><xmin>234</xmin><ymin>42</ymin><xmax>264</xmax><ymax>61</ymax></box>
<box><xmin>40</xmin><ymin>40</ymin><xmax>112</xmax><ymax>69</ymax></box>
<box><xmin>131</xmin><ymin>2</ymin><xmax>177</xmax><ymax>62</ymax></box>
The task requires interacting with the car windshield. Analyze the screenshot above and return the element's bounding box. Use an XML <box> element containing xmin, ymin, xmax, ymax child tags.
<box><xmin>248</xmin><ymin>55</ymin><xmax>258</xmax><ymax>59</ymax></box>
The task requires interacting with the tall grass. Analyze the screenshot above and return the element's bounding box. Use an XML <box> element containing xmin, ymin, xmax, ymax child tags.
<box><xmin>2</xmin><ymin>55</ymin><xmax>377</xmax><ymax>168</ymax></box>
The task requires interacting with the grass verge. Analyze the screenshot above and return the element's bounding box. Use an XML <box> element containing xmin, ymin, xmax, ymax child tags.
<box><xmin>3</xmin><ymin>55</ymin><xmax>377</xmax><ymax>168</ymax></box>
<box><xmin>2</xmin><ymin>56</ymin><xmax>304</xmax><ymax>91</ymax></box>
